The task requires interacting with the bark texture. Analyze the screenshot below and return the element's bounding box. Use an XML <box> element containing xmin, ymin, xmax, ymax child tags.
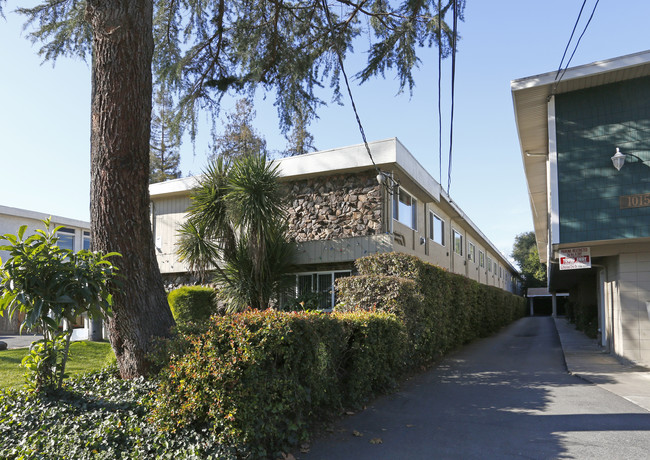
<box><xmin>87</xmin><ymin>0</ymin><xmax>175</xmax><ymax>378</ymax></box>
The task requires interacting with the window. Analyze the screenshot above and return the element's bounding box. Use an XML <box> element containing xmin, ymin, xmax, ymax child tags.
<box><xmin>452</xmin><ymin>229</ymin><xmax>463</xmax><ymax>256</ymax></box>
<box><xmin>487</xmin><ymin>256</ymin><xmax>493</xmax><ymax>272</ymax></box>
<box><xmin>83</xmin><ymin>231</ymin><xmax>91</xmax><ymax>250</ymax></box>
<box><xmin>57</xmin><ymin>227</ymin><xmax>75</xmax><ymax>251</ymax></box>
<box><xmin>479</xmin><ymin>250</ymin><xmax>485</xmax><ymax>268</ymax></box>
<box><xmin>467</xmin><ymin>241</ymin><xmax>476</xmax><ymax>262</ymax></box>
<box><xmin>429</xmin><ymin>212</ymin><xmax>445</xmax><ymax>246</ymax></box>
<box><xmin>295</xmin><ymin>271</ymin><xmax>351</xmax><ymax>310</ymax></box>
<box><xmin>393</xmin><ymin>187</ymin><xmax>418</xmax><ymax>230</ymax></box>
<box><xmin>494</xmin><ymin>261</ymin><xmax>497</xmax><ymax>274</ymax></box>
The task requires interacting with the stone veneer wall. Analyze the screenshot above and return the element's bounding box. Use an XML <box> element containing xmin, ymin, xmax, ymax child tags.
<box><xmin>286</xmin><ymin>172</ymin><xmax>382</xmax><ymax>242</ymax></box>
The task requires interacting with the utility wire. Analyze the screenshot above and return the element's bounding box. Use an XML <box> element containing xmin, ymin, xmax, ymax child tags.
<box><xmin>551</xmin><ymin>0</ymin><xmax>600</xmax><ymax>96</ymax></box>
<box><xmin>320</xmin><ymin>0</ymin><xmax>380</xmax><ymax>177</ymax></box>
<box><xmin>437</xmin><ymin>0</ymin><xmax>443</xmax><ymax>184</ymax></box>
<box><xmin>555</xmin><ymin>0</ymin><xmax>587</xmax><ymax>80</ymax></box>
<box><xmin>446</xmin><ymin>0</ymin><xmax>458</xmax><ymax>196</ymax></box>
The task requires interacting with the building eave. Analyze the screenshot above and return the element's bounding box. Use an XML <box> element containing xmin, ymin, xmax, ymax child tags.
<box><xmin>511</xmin><ymin>50</ymin><xmax>650</xmax><ymax>265</ymax></box>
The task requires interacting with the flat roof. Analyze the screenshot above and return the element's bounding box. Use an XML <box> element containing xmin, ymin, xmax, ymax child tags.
<box><xmin>149</xmin><ymin>138</ymin><xmax>517</xmax><ymax>273</ymax></box>
<box><xmin>0</xmin><ymin>204</ymin><xmax>89</xmax><ymax>229</ymax></box>
<box><xmin>511</xmin><ymin>50</ymin><xmax>650</xmax><ymax>263</ymax></box>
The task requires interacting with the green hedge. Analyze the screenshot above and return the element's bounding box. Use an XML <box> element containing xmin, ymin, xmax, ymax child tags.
<box><xmin>168</xmin><ymin>286</ymin><xmax>218</xmax><ymax>325</ymax></box>
<box><xmin>154</xmin><ymin>253</ymin><xmax>524</xmax><ymax>458</ymax></box>
<box><xmin>337</xmin><ymin>252</ymin><xmax>526</xmax><ymax>367</ymax></box>
<box><xmin>152</xmin><ymin>309</ymin><xmax>405</xmax><ymax>459</ymax></box>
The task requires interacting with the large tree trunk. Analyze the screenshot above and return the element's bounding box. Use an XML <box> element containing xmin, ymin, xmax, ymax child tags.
<box><xmin>87</xmin><ymin>0</ymin><xmax>175</xmax><ymax>379</ymax></box>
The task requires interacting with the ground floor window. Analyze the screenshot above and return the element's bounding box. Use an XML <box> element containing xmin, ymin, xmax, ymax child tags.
<box><xmin>295</xmin><ymin>270</ymin><xmax>351</xmax><ymax>310</ymax></box>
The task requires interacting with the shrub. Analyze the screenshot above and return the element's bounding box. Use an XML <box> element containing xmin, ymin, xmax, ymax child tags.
<box><xmin>0</xmin><ymin>368</ymin><xmax>238</xmax><ymax>459</ymax></box>
<box><xmin>337</xmin><ymin>252</ymin><xmax>526</xmax><ymax>368</ymax></box>
<box><xmin>168</xmin><ymin>286</ymin><xmax>218</xmax><ymax>325</ymax></box>
<box><xmin>152</xmin><ymin>309</ymin><xmax>404</xmax><ymax>459</ymax></box>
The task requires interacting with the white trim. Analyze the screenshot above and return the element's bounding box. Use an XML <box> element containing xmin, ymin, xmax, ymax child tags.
<box><xmin>548</xmin><ymin>96</ymin><xmax>560</xmax><ymax>247</ymax></box>
<box><xmin>452</xmin><ymin>228</ymin><xmax>463</xmax><ymax>256</ymax></box>
<box><xmin>0</xmin><ymin>204</ymin><xmax>89</xmax><ymax>230</ymax></box>
<box><xmin>428</xmin><ymin>210</ymin><xmax>445</xmax><ymax>246</ymax></box>
<box><xmin>510</xmin><ymin>50</ymin><xmax>650</xmax><ymax>91</ymax></box>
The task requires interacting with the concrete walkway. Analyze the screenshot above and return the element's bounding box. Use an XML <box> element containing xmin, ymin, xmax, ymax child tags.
<box><xmin>554</xmin><ymin>316</ymin><xmax>650</xmax><ymax>412</ymax></box>
<box><xmin>0</xmin><ymin>334</ymin><xmax>43</xmax><ymax>349</ymax></box>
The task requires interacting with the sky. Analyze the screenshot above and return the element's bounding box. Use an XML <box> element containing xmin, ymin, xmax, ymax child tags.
<box><xmin>1</xmin><ymin>0</ymin><xmax>648</xmax><ymax>262</ymax></box>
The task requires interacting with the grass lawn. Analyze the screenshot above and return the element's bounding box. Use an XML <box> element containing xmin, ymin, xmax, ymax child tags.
<box><xmin>0</xmin><ymin>340</ymin><xmax>115</xmax><ymax>390</ymax></box>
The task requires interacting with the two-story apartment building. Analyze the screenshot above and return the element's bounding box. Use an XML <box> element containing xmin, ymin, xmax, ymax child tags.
<box><xmin>150</xmin><ymin>138</ymin><xmax>520</xmax><ymax>308</ymax></box>
<box><xmin>0</xmin><ymin>205</ymin><xmax>99</xmax><ymax>338</ymax></box>
<box><xmin>512</xmin><ymin>50</ymin><xmax>650</xmax><ymax>365</ymax></box>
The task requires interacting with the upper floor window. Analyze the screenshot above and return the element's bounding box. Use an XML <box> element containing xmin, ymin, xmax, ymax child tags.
<box><xmin>487</xmin><ymin>256</ymin><xmax>493</xmax><ymax>272</ymax></box>
<box><xmin>429</xmin><ymin>212</ymin><xmax>445</xmax><ymax>246</ymax></box>
<box><xmin>393</xmin><ymin>187</ymin><xmax>417</xmax><ymax>230</ymax></box>
<box><xmin>468</xmin><ymin>241</ymin><xmax>476</xmax><ymax>262</ymax></box>
<box><xmin>479</xmin><ymin>250</ymin><xmax>485</xmax><ymax>268</ymax></box>
<box><xmin>57</xmin><ymin>227</ymin><xmax>75</xmax><ymax>251</ymax></box>
<box><xmin>452</xmin><ymin>229</ymin><xmax>463</xmax><ymax>256</ymax></box>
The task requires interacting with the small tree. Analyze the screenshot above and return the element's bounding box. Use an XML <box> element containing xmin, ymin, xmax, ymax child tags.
<box><xmin>0</xmin><ymin>220</ymin><xmax>119</xmax><ymax>391</ymax></box>
<box><xmin>210</xmin><ymin>99</ymin><xmax>268</xmax><ymax>162</ymax></box>
<box><xmin>511</xmin><ymin>231</ymin><xmax>547</xmax><ymax>291</ymax></box>
<box><xmin>150</xmin><ymin>83</ymin><xmax>182</xmax><ymax>183</ymax></box>
<box><xmin>177</xmin><ymin>155</ymin><xmax>293</xmax><ymax>311</ymax></box>
<box><xmin>284</xmin><ymin>102</ymin><xmax>317</xmax><ymax>156</ymax></box>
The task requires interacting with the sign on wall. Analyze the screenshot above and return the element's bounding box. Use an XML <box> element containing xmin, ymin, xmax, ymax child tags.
<box><xmin>620</xmin><ymin>192</ymin><xmax>650</xmax><ymax>209</ymax></box>
<box><xmin>559</xmin><ymin>247</ymin><xmax>591</xmax><ymax>270</ymax></box>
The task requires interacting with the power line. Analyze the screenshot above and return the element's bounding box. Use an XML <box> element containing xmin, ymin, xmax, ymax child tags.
<box><xmin>552</xmin><ymin>0</ymin><xmax>600</xmax><ymax>95</ymax></box>
<box><xmin>320</xmin><ymin>0</ymin><xmax>380</xmax><ymax>176</ymax></box>
<box><xmin>446</xmin><ymin>0</ymin><xmax>458</xmax><ymax>196</ymax></box>
<box><xmin>555</xmin><ymin>0</ymin><xmax>588</xmax><ymax>80</ymax></box>
<box><xmin>437</xmin><ymin>0</ymin><xmax>443</xmax><ymax>185</ymax></box>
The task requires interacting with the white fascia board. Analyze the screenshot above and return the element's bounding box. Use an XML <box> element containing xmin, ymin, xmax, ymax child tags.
<box><xmin>0</xmin><ymin>205</ymin><xmax>90</xmax><ymax>229</ymax></box>
<box><xmin>547</xmin><ymin>97</ymin><xmax>560</xmax><ymax>248</ymax></box>
<box><xmin>273</xmin><ymin>138</ymin><xmax>398</xmax><ymax>178</ymax></box>
<box><xmin>149</xmin><ymin>176</ymin><xmax>200</xmax><ymax>198</ymax></box>
<box><xmin>149</xmin><ymin>137</ymin><xmax>442</xmax><ymax>204</ymax></box>
<box><xmin>394</xmin><ymin>139</ymin><xmax>441</xmax><ymax>203</ymax></box>
<box><xmin>510</xmin><ymin>49</ymin><xmax>650</xmax><ymax>92</ymax></box>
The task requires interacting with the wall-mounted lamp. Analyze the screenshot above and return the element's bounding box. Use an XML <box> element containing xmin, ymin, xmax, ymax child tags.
<box><xmin>611</xmin><ymin>147</ymin><xmax>626</xmax><ymax>171</ymax></box>
<box><xmin>611</xmin><ymin>148</ymin><xmax>650</xmax><ymax>170</ymax></box>
<box><xmin>376</xmin><ymin>171</ymin><xmax>400</xmax><ymax>193</ymax></box>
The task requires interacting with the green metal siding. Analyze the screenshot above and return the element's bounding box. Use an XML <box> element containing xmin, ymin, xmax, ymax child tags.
<box><xmin>555</xmin><ymin>76</ymin><xmax>650</xmax><ymax>243</ymax></box>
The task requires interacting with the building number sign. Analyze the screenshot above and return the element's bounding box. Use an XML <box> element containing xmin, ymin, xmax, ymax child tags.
<box><xmin>620</xmin><ymin>192</ymin><xmax>650</xmax><ymax>209</ymax></box>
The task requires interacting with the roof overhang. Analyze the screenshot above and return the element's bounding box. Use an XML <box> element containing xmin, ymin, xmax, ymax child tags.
<box><xmin>150</xmin><ymin>138</ymin><xmax>442</xmax><ymax>203</ymax></box>
<box><xmin>511</xmin><ymin>50</ymin><xmax>650</xmax><ymax>264</ymax></box>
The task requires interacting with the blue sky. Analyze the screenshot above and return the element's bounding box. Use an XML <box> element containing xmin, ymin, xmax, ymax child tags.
<box><xmin>1</xmin><ymin>0</ymin><xmax>648</xmax><ymax>260</ymax></box>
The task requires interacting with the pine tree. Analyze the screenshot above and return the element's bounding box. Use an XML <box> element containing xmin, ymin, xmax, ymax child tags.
<box><xmin>8</xmin><ymin>0</ymin><xmax>463</xmax><ymax>378</ymax></box>
<box><xmin>150</xmin><ymin>85</ymin><xmax>181</xmax><ymax>183</ymax></box>
<box><xmin>210</xmin><ymin>98</ymin><xmax>267</xmax><ymax>161</ymax></box>
<box><xmin>284</xmin><ymin>104</ymin><xmax>316</xmax><ymax>156</ymax></box>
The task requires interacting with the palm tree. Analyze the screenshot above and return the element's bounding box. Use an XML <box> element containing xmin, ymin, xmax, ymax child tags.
<box><xmin>177</xmin><ymin>155</ymin><xmax>293</xmax><ymax>311</ymax></box>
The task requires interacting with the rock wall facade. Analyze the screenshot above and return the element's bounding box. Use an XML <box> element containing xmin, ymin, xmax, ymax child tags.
<box><xmin>286</xmin><ymin>172</ymin><xmax>383</xmax><ymax>242</ymax></box>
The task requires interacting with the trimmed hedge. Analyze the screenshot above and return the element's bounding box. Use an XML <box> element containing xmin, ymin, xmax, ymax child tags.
<box><xmin>153</xmin><ymin>252</ymin><xmax>524</xmax><ymax>458</ymax></box>
<box><xmin>152</xmin><ymin>309</ymin><xmax>405</xmax><ymax>459</ymax></box>
<box><xmin>337</xmin><ymin>252</ymin><xmax>526</xmax><ymax>367</ymax></box>
<box><xmin>168</xmin><ymin>286</ymin><xmax>218</xmax><ymax>325</ymax></box>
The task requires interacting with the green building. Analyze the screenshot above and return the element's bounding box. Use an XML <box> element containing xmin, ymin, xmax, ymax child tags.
<box><xmin>512</xmin><ymin>51</ymin><xmax>650</xmax><ymax>365</ymax></box>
